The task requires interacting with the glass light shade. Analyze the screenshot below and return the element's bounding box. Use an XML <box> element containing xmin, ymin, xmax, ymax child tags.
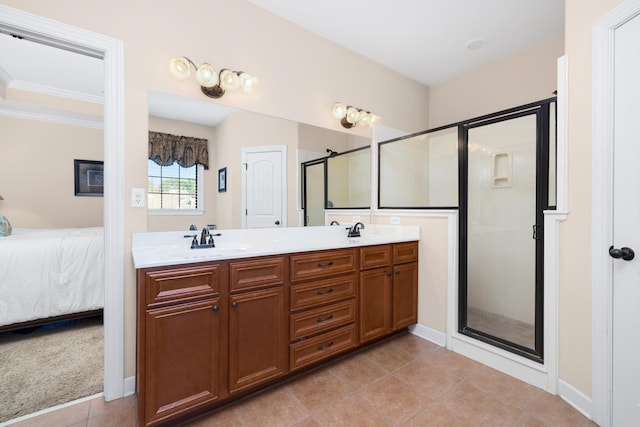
<box><xmin>0</xmin><ymin>213</ymin><xmax>11</xmax><ymax>236</ymax></box>
<box><xmin>370</xmin><ymin>114</ymin><xmax>381</xmax><ymax>125</ymax></box>
<box><xmin>169</xmin><ymin>57</ymin><xmax>192</xmax><ymax>80</ymax></box>
<box><xmin>239</xmin><ymin>73</ymin><xmax>259</xmax><ymax>92</ymax></box>
<box><xmin>195</xmin><ymin>63</ymin><xmax>218</xmax><ymax>88</ymax></box>
<box><xmin>346</xmin><ymin>107</ymin><xmax>361</xmax><ymax>124</ymax></box>
<box><xmin>219</xmin><ymin>70</ymin><xmax>240</xmax><ymax>91</ymax></box>
<box><xmin>332</xmin><ymin>103</ymin><xmax>347</xmax><ymax>119</ymax></box>
<box><xmin>359</xmin><ymin>112</ymin><xmax>371</xmax><ymax>126</ymax></box>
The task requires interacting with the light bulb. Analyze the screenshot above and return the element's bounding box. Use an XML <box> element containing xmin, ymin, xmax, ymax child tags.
<box><xmin>195</xmin><ymin>63</ymin><xmax>218</xmax><ymax>88</ymax></box>
<box><xmin>220</xmin><ymin>70</ymin><xmax>240</xmax><ymax>91</ymax></box>
<box><xmin>169</xmin><ymin>57</ymin><xmax>192</xmax><ymax>80</ymax></box>
<box><xmin>332</xmin><ymin>103</ymin><xmax>347</xmax><ymax>119</ymax></box>
<box><xmin>346</xmin><ymin>107</ymin><xmax>360</xmax><ymax>124</ymax></box>
<box><xmin>239</xmin><ymin>73</ymin><xmax>259</xmax><ymax>92</ymax></box>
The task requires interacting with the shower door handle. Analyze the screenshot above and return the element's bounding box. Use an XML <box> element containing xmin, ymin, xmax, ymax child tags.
<box><xmin>532</xmin><ymin>224</ymin><xmax>542</xmax><ymax>240</ymax></box>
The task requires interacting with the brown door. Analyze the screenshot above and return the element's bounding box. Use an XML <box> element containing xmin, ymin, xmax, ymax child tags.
<box><xmin>229</xmin><ymin>287</ymin><xmax>287</xmax><ymax>393</ymax></box>
<box><xmin>144</xmin><ymin>299</ymin><xmax>222</xmax><ymax>425</ymax></box>
<box><xmin>393</xmin><ymin>262</ymin><xmax>418</xmax><ymax>330</ymax></box>
<box><xmin>359</xmin><ymin>267</ymin><xmax>392</xmax><ymax>343</ymax></box>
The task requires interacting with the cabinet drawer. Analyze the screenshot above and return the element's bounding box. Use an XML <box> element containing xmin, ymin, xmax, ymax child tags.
<box><xmin>290</xmin><ymin>324</ymin><xmax>357</xmax><ymax>371</ymax></box>
<box><xmin>290</xmin><ymin>300</ymin><xmax>356</xmax><ymax>341</ymax></box>
<box><xmin>290</xmin><ymin>249</ymin><xmax>356</xmax><ymax>282</ymax></box>
<box><xmin>143</xmin><ymin>265</ymin><xmax>221</xmax><ymax>308</ymax></box>
<box><xmin>229</xmin><ymin>256</ymin><xmax>285</xmax><ymax>293</ymax></box>
<box><xmin>393</xmin><ymin>242</ymin><xmax>418</xmax><ymax>264</ymax></box>
<box><xmin>360</xmin><ymin>245</ymin><xmax>392</xmax><ymax>270</ymax></box>
<box><xmin>290</xmin><ymin>274</ymin><xmax>357</xmax><ymax>311</ymax></box>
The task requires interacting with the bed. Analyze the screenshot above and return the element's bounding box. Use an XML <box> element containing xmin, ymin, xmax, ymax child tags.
<box><xmin>0</xmin><ymin>227</ymin><xmax>104</xmax><ymax>330</ymax></box>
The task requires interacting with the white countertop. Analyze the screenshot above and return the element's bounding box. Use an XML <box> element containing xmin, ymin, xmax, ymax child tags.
<box><xmin>132</xmin><ymin>224</ymin><xmax>420</xmax><ymax>269</ymax></box>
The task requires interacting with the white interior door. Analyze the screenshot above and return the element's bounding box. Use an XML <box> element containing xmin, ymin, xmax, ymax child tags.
<box><xmin>242</xmin><ymin>146</ymin><xmax>286</xmax><ymax>228</ymax></box>
<box><xmin>612</xmin><ymin>11</ymin><xmax>640</xmax><ymax>426</ymax></box>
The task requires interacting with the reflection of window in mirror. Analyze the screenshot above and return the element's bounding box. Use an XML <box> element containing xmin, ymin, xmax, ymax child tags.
<box><xmin>326</xmin><ymin>146</ymin><xmax>371</xmax><ymax>209</ymax></box>
<box><xmin>148</xmin><ymin>160</ymin><xmax>204</xmax><ymax>212</ymax></box>
<box><xmin>379</xmin><ymin>127</ymin><xmax>458</xmax><ymax>208</ymax></box>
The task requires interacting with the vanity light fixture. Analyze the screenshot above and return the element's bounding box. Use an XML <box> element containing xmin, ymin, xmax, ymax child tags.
<box><xmin>331</xmin><ymin>102</ymin><xmax>380</xmax><ymax>129</ymax></box>
<box><xmin>169</xmin><ymin>56</ymin><xmax>259</xmax><ymax>99</ymax></box>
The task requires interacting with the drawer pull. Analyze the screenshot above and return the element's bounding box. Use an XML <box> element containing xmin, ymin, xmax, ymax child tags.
<box><xmin>231</xmin><ymin>301</ymin><xmax>238</xmax><ymax>308</ymax></box>
<box><xmin>212</xmin><ymin>305</ymin><xmax>219</xmax><ymax>312</ymax></box>
<box><xmin>317</xmin><ymin>341</ymin><xmax>334</xmax><ymax>351</ymax></box>
<box><xmin>317</xmin><ymin>261</ymin><xmax>334</xmax><ymax>268</ymax></box>
<box><xmin>316</xmin><ymin>288</ymin><xmax>334</xmax><ymax>295</ymax></box>
<box><xmin>316</xmin><ymin>314</ymin><xmax>334</xmax><ymax>323</ymax></box>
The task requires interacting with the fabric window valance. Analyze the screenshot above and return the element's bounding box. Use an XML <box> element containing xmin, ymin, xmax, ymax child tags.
<box><xmin>148</xmin><ymin>131</ymin><xmax>209</xmax><ymax>169</ymax></box>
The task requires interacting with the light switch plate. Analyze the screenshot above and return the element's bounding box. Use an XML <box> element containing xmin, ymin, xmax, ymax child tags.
<box><xmin>390</xmin><ymin>216</ymin><xmax>401</xmax><ymax>225</ymax></box>
<box><xmin>131</xmin><ymin>188</ymin><xmax>145</xmax><ymax>208</ymax></box>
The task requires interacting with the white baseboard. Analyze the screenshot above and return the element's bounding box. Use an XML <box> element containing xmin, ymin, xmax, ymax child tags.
<box><xmin>124</xmin><ymin>376</ymin><xmax>136</xmax><ymax>397</ymax></box>
<box><xmin>558</xmin><ymin>379</ymin><xmax>593</xmax><ymax>420</ymax></box>
<box><xmin>409</xmin><ymin>323</ymin><xmax>446</xmax><ymax>347</ymax></box>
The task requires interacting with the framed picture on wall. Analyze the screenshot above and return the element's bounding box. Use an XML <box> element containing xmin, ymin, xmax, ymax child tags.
<box><xmin>74</xmin><ymin>159</ymin><xmax>104</xmax><ymax>196</ymax></box>
<box><xmin>218</xmin><ymin>167</ymin><xmax>227</xmax><ymax>193</ymax></box>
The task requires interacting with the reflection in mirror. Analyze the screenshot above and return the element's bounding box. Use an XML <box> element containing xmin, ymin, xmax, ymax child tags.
<box><xmin>379</xmin><ymin>126</ymin><xmax>458</xmax><ymax>208</ymax></box>
<box><xmin>326</xmin><ymin>146</ymin><xmax>371</xmax><ymax>209</ymax></box>
<box><xmin>302</xmin><ymin>160</ymin><xmax>326</xmax><ymax>226</ymax></box>
<box><xmin>147</xmin><ymin>90</ymin><xmax>371</xmax><ymax>230</ymax></box>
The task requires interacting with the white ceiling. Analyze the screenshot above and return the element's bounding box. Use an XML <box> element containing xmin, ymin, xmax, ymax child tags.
<box><xmin>0</xmin><ymin>1</ymin><xmax>564</xmax><ymax>123</ymax></box>
<box><xmin>248</xmin><ymin>0</ymin><xmax>565</xmax><ymax>86</ymax></box>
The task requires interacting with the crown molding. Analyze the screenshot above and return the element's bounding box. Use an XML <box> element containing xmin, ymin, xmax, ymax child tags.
<box><xmin>9</xmin><ymin>80</ymin><xmax>103</xmax><ymax>104</ymax></box>
<box><xmin>0</xmin><ymin>99</ymin><xmax>102</xmax><ymax>129</ymax></box>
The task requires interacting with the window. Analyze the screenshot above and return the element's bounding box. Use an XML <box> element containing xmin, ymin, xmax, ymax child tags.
<box><xmin>148</xmin><ymin>160</ymin><xmax>204</xmax><ymax>213</ymax></box>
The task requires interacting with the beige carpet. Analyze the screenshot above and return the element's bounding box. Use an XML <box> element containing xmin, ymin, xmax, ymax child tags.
<box><xmin>0</xmin><ymin>316</ymin><xmax>103</xmax><ymax>423</ymax></box>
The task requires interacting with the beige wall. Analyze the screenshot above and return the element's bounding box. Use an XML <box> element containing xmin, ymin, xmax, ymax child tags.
<box><xmin>0</xmin><ymin>116</ymin><xmax>103</xmax><ymax>228</ymax></box>
<box><xmin>147</xmin><ymin>116</ymin><xmax>217</xmax><ymax>232</ymax></box>
<box><xmin>429</xmin><ymin>33</ymin><xmax>564</xmax><ymax>128</ymax></box>
<box><xmin>559</xmin><ymin>0</ymin><xmax>626</xmax><ymax>398</ymax></box>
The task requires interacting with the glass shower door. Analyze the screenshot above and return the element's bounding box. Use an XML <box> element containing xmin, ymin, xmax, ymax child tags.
<box><xmin>461</xmin><ymin>109</ymin><xmax>546</xmax><ymax>361</ymax></box>
<box><xmin>303</xmin><ymin>160</ymin><xmax>326</xmax><ymax>226</ymax></box>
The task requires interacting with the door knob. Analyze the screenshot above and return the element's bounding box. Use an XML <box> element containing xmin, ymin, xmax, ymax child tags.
<box><xmin>609</xmin><ymin>245</ymin><xmax>635</xmax><ymax>261</ymax></box>
<box><xmin>275</xmin><ymin>220</ymin><xmax>280</xmax><ymax>225</ymax></box>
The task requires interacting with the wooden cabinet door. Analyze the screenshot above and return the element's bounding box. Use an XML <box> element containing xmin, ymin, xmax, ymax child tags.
<box><xmin>229</xmin><ymin>287</ymin><xmax>287</xmax><ymax>393</ymax></box>
<box><xmin>144</xmin><ymin>299</ymin><xmax>222</xmax><ymax>426</ymax></box>
<box><xmin>359</xmin><ymin>267</ymin><xmax>392</xmax><ymax>343</ymax></box>
<box><xmin>393</xmin><ymin>262</ymin><xmax>418</xmax><ymax>330</ymax></box>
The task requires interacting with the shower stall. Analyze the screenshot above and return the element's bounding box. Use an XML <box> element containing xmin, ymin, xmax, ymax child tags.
<box><xmin>377</xmin><ymin>98</ymin><xmax>555</xmax><ymax>361</ymax></box>
<box><xmin>459</xmin><ymin>101</ymin><xmax>555</xmax><ymax>362</ymax></box>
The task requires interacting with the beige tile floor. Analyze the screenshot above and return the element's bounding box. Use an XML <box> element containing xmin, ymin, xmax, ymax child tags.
<box><xmin>10</xmin><ymin>334</ymin><xmax>595</xmax><ymax>427</ymax></box>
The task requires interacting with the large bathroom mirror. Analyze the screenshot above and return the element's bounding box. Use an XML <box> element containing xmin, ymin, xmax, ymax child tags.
<box><xmin>147</xmin><ymin>90</ymin><xmax>370</xmax><ymax>231</ymax></box>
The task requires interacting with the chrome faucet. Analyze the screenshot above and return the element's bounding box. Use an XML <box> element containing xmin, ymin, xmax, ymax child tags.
<box><xmin>347</xmin><ymin>222</ymin><xmax>365</xmax><ymax>238</ymax></box>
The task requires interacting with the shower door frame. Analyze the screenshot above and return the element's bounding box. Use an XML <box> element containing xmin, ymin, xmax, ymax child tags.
<box><xmin>458</xmin><ymin>101</ymin><xmax>552</xmax><ymax>363</ymax></box>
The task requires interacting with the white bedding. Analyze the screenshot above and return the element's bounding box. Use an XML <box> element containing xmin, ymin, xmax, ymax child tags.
<box><xmin>0</xmin><ymin>227</ymin><xmax>104</xmax><ymax>327</ymax></box>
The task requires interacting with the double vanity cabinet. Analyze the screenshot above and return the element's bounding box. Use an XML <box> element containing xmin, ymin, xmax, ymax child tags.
<box><xmin>135</xmin><ymin>235</ymin><xmax>418</xmax><ymax>427</ymax></box>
